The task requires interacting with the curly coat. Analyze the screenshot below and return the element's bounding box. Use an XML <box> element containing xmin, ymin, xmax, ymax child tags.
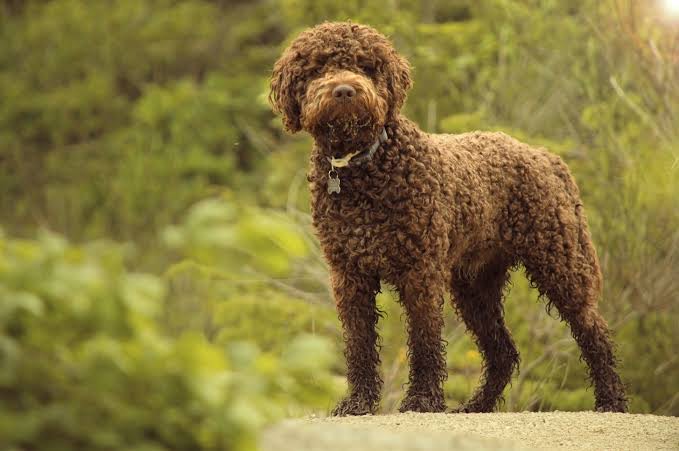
<box><xmin>270</xmin><ymin>22</ymin><xmax>627</xmax><ymax>415</ymax></box>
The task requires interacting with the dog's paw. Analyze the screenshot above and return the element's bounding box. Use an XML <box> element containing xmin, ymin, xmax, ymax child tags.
<box><xmin>399</xmin><ymin>394</ymin><xmax>446</xmax><ymax>413</ymax></box>
<box><xmin>595</xmin><ymin>400</ymin><xmax>628</xmax><ymax>413</ymax></box>
<box><xmin>331</xmin><ymin>395</ymin><xmax>377</xmax><ymax>416</ymax></box>
<box><xmin>449</xmin><ymin>400</ymin><xmax>494</xmax><ymax>413</ymax></box>
<box><xmin>449</xmin><ymin>405</ymin><xmax>472</xmax><ymax>414</ymax></box>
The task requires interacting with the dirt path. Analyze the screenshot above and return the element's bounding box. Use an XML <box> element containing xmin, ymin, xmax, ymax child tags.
<box><xmin>262</xmin><ymin>412</ymin><xmax>679</xmax><ymax>451</ymax></box>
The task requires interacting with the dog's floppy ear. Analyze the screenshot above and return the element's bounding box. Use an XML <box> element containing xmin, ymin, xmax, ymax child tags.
<box><xmin>385</xmin><ymin>51</ymin><xmax>412</xmax><ymax>120</ymax></box>
<box><xmin>269</xmin><ymin>49</ymin><xmax>302</xmax><ymax>133</ymax></box>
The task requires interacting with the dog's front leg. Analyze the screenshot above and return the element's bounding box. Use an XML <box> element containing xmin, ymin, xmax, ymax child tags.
<box><xmin>397</xmin><ymin>271</ymin><xmax>448</xmax><ymax>413</ymax></box>
<box><xmin>330</xmin><ymin>269</ymin><xmax>382</xmax><ymax>416</ymax></box>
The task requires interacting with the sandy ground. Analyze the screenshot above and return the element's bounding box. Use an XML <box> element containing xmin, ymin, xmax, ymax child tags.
<box><xmin>262</xmin><ymin>412</ymin><xmax>679</xmax><ymax>451</ymax></box>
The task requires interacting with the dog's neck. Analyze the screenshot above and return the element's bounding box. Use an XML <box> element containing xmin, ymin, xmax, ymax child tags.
<box><xmin>324</xmin><ymin>128</ymin><xmax>388</xmax><ymax>168</ymax></box>
<box><xmin>309</xmin><ymin>120</ymin><xmax>402</xmax><ymax>172</ymax></box>
<box><xmin>306</xmin><ymin>117</ymin><xmax>422</xmax><ymax>199</ymax></box>
<box><xmin>312</xmin><ymin>127</ymin><xmax>385</xmax><ymax>161</ymax></box>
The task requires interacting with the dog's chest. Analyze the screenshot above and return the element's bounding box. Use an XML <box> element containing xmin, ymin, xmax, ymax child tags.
<box><xmin>311</xmin><ymin>184</ymin><xmax>443</xmax><ymax>281</ymax></box>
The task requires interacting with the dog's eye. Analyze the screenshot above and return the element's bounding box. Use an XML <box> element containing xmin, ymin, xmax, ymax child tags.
<box><xmin>360</xmin><ymin>65</ymin><xmax>375</xmax><ymax>76</ymax></box>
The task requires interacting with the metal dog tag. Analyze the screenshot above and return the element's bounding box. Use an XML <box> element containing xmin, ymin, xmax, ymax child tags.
<box><xmin>327</xmin><ymin>170</ymin><xmax>341</xmax><ymax>194</ymax></box>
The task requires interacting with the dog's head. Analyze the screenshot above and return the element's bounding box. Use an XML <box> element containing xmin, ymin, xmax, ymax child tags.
<box><xmin>269</xmin><ymin>22</ymin><xmax>411</xmax><ymax>151</ymax></box>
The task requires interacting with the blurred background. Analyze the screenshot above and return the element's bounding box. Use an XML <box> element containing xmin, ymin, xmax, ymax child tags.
<box><xmin>1</xmin><ymin>0</ymin><xmax>678</xmax><ymax>449</ymax></box>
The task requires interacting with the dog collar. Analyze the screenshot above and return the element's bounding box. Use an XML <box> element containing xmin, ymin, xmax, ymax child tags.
<box><xmin>326</xmin><ymin>127</ymin><xmax>388</xmax><ymax>195</ymax></box>
<box><xmin>327</xmin><ymin>127</ymin><xmax>388</xmax><ymax>168</ymax></box>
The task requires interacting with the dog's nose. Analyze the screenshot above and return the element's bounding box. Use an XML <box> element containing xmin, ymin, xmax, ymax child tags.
<box><xmin>332</xmin><ymin>84</ymin><xmax>356</xmax><ymax>99</ymax></box>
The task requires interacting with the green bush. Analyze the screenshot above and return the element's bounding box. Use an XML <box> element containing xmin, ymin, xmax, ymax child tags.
<box><xmin>0</xmin><ymin>230</ymin><xmax>335</xmax><ymax>450</ymax></box>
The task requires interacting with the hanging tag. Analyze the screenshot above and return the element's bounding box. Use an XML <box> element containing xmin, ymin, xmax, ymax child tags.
<box><xmin>327</xmin><ymin>169</ymin><xmax>341</xmax><ymax>194</ymax></box>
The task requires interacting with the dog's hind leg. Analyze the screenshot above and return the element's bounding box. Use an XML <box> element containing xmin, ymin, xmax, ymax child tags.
<box><xmin>330</xmin><ymin>270</ymin><xmax>383</xmax><ymax>416</ymax></box>
<box><xmin>524</xmin><ymin>233</ymin><xmax>628</xmax><ymax>412</ymax></box>
<box><xmin>516</xmin><ymin>195</ymin><xmax>628</xmax><ymax>412</ymax></box>
<box><xmin>450</xmin><ymin>257</ymin><xmax>519</xmax><ymax>413</ymax></box>
<box><xmin>558</xmin><ymin>303</ymin><xmax>627</xmax><ymax>412</ymax></box>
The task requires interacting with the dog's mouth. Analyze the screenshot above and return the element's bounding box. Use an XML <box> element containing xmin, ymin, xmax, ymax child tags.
<box><xmin>324</xmin><ymin>111</ymin><xmax>376</xmax><ymax>143</ymax></box>
<box><xmin>324</xmin><ymin>120</ymin><xmax>382</xmax><ymax>159</ymax></box>
<box><xmin>303</xmin><ymin>102</ymin><xmax>383</xmax><ymax>156</ymax></box>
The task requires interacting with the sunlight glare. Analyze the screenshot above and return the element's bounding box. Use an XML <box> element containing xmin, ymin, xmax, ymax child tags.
<box><xmin>663</xmin><ymin>0</ymin><xmax>679</xmax><ymax>15</ymax></box>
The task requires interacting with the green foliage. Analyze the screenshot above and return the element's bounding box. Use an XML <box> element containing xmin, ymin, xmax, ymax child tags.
<box><xmin>0</xmin><ymin>0</ymin><xmax>276</xmax><ymax>244</ymax></box>
<box><xmin>165</xmin><ymin>197</ymin><xmax>311</xmax><ymax>275</ymax></box>
<box><xmin>0</xmin><ymin>230</ymin><xmax>336</xmax><ymax>450</ymax></box>
<box><xmin>1</xmin><ymin>0</ymin><xmax>677</xmax><ymax>430</ymax></box>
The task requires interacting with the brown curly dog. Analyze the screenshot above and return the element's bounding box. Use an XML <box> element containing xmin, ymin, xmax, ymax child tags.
<box><xmin>270</xmin><ymin>21</ymin><xmax>627</xmax><ymax>415</ymax></box>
